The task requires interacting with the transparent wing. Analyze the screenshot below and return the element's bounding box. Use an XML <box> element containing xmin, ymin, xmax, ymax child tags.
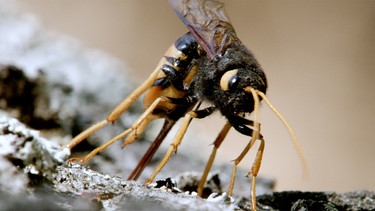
<box><xmin>169</xmin><ymin>0</ymin><xmax>238</xmax><ymax>59</ymax></box>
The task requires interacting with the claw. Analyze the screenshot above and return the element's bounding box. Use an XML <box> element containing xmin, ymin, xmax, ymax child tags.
<box><xmin>68</xmin><ymin>157</ymin><xmax>86</xmax><ymax>164</ymax></box>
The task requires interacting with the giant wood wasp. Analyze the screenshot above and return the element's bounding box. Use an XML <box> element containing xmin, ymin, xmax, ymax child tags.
<box><xmin>65</xmin><ymin>0</ymin><xmax>307</xmax><ymax>210</ymax></box>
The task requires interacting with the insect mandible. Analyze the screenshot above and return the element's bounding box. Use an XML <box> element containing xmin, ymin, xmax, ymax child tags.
<box><xmin>65</xmin><ymin>0</ymin><xmax>307</xmax><ymax>210</ymax></box>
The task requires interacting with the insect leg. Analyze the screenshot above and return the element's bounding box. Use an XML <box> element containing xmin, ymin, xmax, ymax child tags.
<box><xmin>68</xmin><ymin>96</ymin><xmax>171</xmax><ymax>163</ymax></box>
<box><xmin>227</xmin><ymin>87</ymin><xmax>261</xmax><ymax>210</ymax></box>
<box><xmin>144</xmin><ymin>106</ymin><xmax>210</xmax><ymax>184</ymax></box>
<box><xmin>130</xmin><ymin>98</ymin><xmax>201</xmax><ymax>181</ymax></box>
<box><xmin>128</xmin><ymin>118</ymin><xmax>176</xmax><ymax>181</ymax></box>
<box><xmin>64</xmin><ymin>64</ymin><xmax>161</xmax><ymax>150</ymax></box>
<box><xmin>121</xmin><ymin>113</ymin><xmax>158</xmax><ymax>148</ymax></box>
<box><xmin>246</xmin><ymin>137</ymin><xmax>265</xmax><ymax>211</ymax></box>
<box><xmin>197</xmin><ymin>121</ymin><xmax>231</xmax><ymax>197</ymax></box>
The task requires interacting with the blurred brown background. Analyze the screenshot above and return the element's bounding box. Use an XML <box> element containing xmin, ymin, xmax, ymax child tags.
<box><xmin>18</xmin><ymin>0</ymin><xmax>375</xmax><ymax>193</ymax></box>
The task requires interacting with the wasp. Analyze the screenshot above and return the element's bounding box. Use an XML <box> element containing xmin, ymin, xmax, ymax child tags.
<box><xmin>65</xmin><ymin>0</ymin><xmax>307</xmax><ymax>210</ymax></box>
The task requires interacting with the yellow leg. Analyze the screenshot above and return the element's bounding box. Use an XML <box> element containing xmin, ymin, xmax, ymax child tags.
<box><xmin>63</xmin><ymin>65</ymin><xmax>161</xmax><ymax>151</ymax></box>
<box><xmin>145</xmin><ymin>110</ymin><xmax>197</xmax><ymax>184</ymax></box>
<box><xmin>127</xmin><ymin>119</ymin><xmax>177</xmax><ymax>181</ymax></box>
<box><xmin>245</xmin><ymin>137</ymin><xmax>265</xmax><ymax>211</ymax></box>
<box><xmin>197</xmin><ymin>121</ymin><xmax>231</xmax><ymax>197</ymax></box>
<box><xmin>68</xmin><ymin>97</ymin><xmax>170</xmax><ymax>163</ymax></box>
<box><xmin>242</xmin><ymin>87</ymin><xmax>307</xmax><ymax>210</ymax></box>
<box><xmin>68</xmin><ymin>127</ymin><xmax>133</xmax><ymax>163</ymax></box>
<box><xmin>106</xmin><ymin>66</ymin><xmax>161</xmax><ymax>122</ymax></box>
<box><xmin>122</xmin><ymin>111</ymin><xmax>158</xmax><ymax>148</ymax></box>
<box><xmin>225</xmin><ymin>87</ymin><xmax>262</xmax><ymax>211</ymax></box>
<box><xmin>65</xmin><ymin>120</ymin><xmax>109</xmax><ymax>149</ymax></box>
<box><xmin>227</xmin><ymin>131</ymin><xmax>262</xmax><ymax>197</ymax></box>
<box><xmin>228</xmin><ymin>88</ymin><xmax>261</xmax><ymax>196</ymax></box>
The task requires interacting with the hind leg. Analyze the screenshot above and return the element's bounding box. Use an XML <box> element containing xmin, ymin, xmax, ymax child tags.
<box><xmin>65</xmin><ymin>65</ymin><xmax>162</xmax><ymax>150</ymax></box>
<box><xmin>68</xmin><ymin>96</ymin><xmax>171</xmax><ymax>163</ymax></box>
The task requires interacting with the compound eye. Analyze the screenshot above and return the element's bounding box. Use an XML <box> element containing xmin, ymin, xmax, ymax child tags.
<box><xmin>220</xmin><ymin>69</ymin><xmax>239</xmax><ymax>91</ymax></box>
